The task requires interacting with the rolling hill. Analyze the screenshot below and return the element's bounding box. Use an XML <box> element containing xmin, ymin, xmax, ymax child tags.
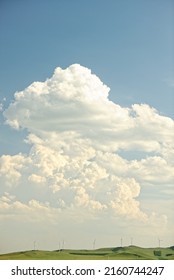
<box><xmin>0</xmin><ymin>246</ymin><xmax>174</xmax><ymax>260</ymax></box>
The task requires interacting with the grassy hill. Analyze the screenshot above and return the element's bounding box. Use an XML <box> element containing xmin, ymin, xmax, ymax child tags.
<box><xmin>0</xmin><ymin>246</ymin><xmax>174</xmax><ymax>260</ymax></box>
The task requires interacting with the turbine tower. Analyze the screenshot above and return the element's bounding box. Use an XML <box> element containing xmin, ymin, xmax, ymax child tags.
<box><xmin>93</xmin><ymin>239</ymin><xmax>96</xmax><ymax>250</ymax></box>
<box><xmin>121</xmin><ymin>237</ymin><xmax>123</xmax><ymax>247</ymax></box>
<box><xmin>130</xmin><ymin>237</ymin><xmax>133</xmax><ymax>246</ymax></box>
<box><xmin>33</xmin><ymin>241</ymin><xmax>36</xmax><ymax>250</ymax></box>
<box><xmin>62</xmin><ymin>240</ymin><xmax>65</xmax><ymax>250</ymax></box>
<box><xmin>158</xmin><ymin>237</ymin><xmax>162</xmax><ymax>248</ymax></box>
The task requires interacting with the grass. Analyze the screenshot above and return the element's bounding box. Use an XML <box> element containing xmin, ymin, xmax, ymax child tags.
<box><xmin>0</xmin><ymin>246</ymin><xmax>174</xmax><ymax>260</ymax></box>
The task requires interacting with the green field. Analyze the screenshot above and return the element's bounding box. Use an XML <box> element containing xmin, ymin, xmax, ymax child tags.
<box><xmin>0</xmin><ymin>246</ymin><xmax>174</xmax><ymax>260</ymax></box>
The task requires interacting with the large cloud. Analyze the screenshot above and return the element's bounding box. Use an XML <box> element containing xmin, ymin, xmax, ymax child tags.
<box><xmin>4</xmin><ymin>64</ymin><xmax>174</xmax><ymax>154</ymax></box>
<box><xmin>1</xmin><ymin>64</ymin><xmax>174</xmax><ymax>248</ymax></box>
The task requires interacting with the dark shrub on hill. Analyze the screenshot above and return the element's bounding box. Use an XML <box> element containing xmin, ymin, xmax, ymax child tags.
<box><xmin>154</xmin><ymin>250</ymin><xmax>161</xmax><ymax>256</ymax></box>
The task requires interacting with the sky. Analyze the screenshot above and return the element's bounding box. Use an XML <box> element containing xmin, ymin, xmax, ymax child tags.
<box><xmin>0</xmin><ymin>0</ymin><xmax>174</xmax><ymax>254</ymax></box>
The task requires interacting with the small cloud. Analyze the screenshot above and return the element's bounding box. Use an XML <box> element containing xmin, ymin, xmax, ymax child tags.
<box><xmin>28</xmin><ymin>174</ymin><xmax>46</xmax><ymax>184</ymax></box>
<box><xmin>0</xmin><ymin>97</ymin><xmax>7</xmax><ymax>111</ymax></box>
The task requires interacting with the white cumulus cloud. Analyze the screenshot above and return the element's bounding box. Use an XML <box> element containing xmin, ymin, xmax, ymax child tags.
<box><xmin>1</xmin><ymin>64</ymin><xmax>174</xmax><ymax>250</ymax></box>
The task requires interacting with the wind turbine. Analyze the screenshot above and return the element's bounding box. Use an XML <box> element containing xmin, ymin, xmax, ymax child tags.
<box><xmin>62</xmin><ymin>240</ymin><xmax>65</xmax><ymax>250</ymax></box>
<box><xmin>130</xmin><ymin>237</ymin><xmax>133</xmax><ymax>246</ymax></box>
<box><xmin>120</xmin><ymin>237</ymin><xmax>123</xmax><ymax>247</ymax></box>
<box><xmin>33</xmin><ymin>241</ymin><xmax>36</xmax><ymax>250</ymax></box>
<box><xmin>93</xmin><ymin>239</ymin><xmax>96</xmax><ymax>250</ymax></box>
<box><xmin>158</xmin><ymin>237</ymin><xmax>162</xmax><ymax>248</ymax></box>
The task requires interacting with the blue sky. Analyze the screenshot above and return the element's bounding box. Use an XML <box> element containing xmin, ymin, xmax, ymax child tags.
<box><xmin>0</xmin><ymin>0</ymin><xmax>174</xmax><ymax>253</ymax></box>
<box><xmin>0</xmin><ymin>0</ymin><xmax>173</xmax><ymax>113</ymax></box>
